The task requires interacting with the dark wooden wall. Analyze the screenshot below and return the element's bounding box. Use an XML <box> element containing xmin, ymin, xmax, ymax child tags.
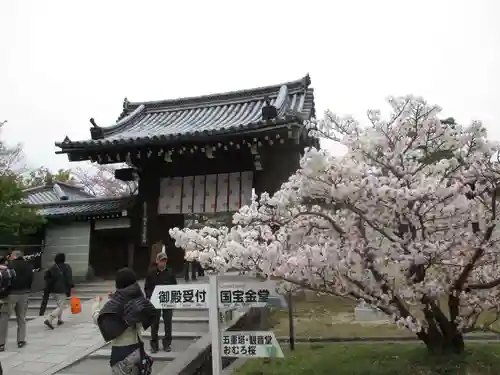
<box><xmin>89</xmin><ymin>227</ymin><xmax>130</xmax><ymax>278</ymax></box>
<box><xmin>118</xmin><ymin>132</ymin><xmax>307</xmax><ymax>276</ymax></box>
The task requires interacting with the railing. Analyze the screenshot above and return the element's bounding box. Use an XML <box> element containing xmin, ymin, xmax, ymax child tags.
<box><xmin>163</xmin><ymin>306</ymin><xmax>269</xmax><ymax>375</ymax></box>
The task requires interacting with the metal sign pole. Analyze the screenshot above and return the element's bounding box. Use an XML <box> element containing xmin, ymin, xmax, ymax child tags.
<box><xmin>209</xmin><ymin>274</ymin><xmax>222</xmax><ymax>375</ymax></box>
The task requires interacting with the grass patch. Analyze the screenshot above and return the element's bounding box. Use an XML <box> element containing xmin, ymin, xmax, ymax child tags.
<box><xmin>270</xmin><ymin>293</ymin><xmax>412</xmax><ymax>338</ymax></box>
<box><xmin>235</xmin><ymin>343</ymin><xmax>500</xmax><ymax>375</ymax></box>
<box><xmin>270</xmin><ymin>293</ymin><xmax>499</xmax><ymax>339</ymax></box>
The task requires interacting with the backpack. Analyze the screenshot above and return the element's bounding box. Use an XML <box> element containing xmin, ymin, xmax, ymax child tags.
<box><xmin>0</xmin><ymin>268</ymin><xmax>16</xmax><ymax>298</ymax></box>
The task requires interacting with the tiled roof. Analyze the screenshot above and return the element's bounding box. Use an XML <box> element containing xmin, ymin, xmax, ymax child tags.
<box><xmin>34</xmin><ymin>196</ymin><xmax>133</xmax><ymax>218</ymax></box>
<box><xmin>55</xmin><ymin>75</ymin><xmax>315</xmax><ymax>150</ymax></box>
<box><xmin>23</xmin><ymin>181</ymin><xmax>94</xmax><ymax>205</ymax></box>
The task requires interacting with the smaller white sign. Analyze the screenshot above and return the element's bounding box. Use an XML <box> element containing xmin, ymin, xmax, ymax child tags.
<box><xmin>218</xmin><ymin>281</ymin><xmax>276</xmax><ymax>309</ymax></box>
<box><xmin>150</xmin><ymin>284</ymin><xmax>208</xmax><ymax>309</ymax></box>
<box><xmin>221</xmin><ymin>331</ymin><xmax>284</xmax><ymax>358</ymax></box>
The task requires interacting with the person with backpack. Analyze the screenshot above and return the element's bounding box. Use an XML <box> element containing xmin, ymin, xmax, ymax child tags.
<box><xmin>44</xmin><ymin>253</ymin><xmax>74</xmax><ymax>330</ymax></box>
<box><xmin>0</xmin><ymin>262</ymin><xmax>16</xmax><ymax>355</ymax></box>
<box><xmin>93</xmin><ymin>268</ymin><xmax>156</xmax><ymax>375</ymax></box>
<box><xmin>0</xmin><ymin>250</ymin><xmax>33</xmax><ymax>350</ymax></box>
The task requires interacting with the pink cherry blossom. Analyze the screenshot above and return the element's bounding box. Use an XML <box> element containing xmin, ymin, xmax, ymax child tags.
<box><xmin>170</xmin><ymin>96</ymin><xmax>500</xmax><ymax>353</ymax></box>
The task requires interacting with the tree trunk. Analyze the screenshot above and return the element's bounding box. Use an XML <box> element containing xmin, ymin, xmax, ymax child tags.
<box><xmin>421</xmin><ymin>329</ymin><xmax>465</xmax><ymax>355</ymax></box>
<box><xmin>417</xmin><ymin>301</ymin><xmax>465</xmax><ymax>355</ymax></box>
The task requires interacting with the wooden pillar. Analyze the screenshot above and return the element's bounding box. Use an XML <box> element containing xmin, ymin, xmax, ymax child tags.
<box><xmin>127</xmin><ymin>242</ymin><xmax>135</xmax><ymax>268</ymax></box>
<box><xmin>150</xmin><ymin>240</ymin><xmax>163</xmax><ymax>268</ymax></box>
<box><xmin>136</xmin><ymin>169</ymin><xmax>161</xmax><ymax>275</ymax></box>
<box><xmin>162</xmin><ymin>214</ymin><xmax>185</xmax><ymax>274</ymax></box>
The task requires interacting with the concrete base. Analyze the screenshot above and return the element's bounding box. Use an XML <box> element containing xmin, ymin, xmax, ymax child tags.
<box><xmin>354</xmin><ymin>306</ymin><xmax>387</xmax><ymax>322</ymax></box>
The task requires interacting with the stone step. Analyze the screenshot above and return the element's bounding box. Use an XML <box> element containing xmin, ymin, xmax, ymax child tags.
<box><xmin>140</xmin><ymin>331</ymin><xmax>202</xmax><ymax>339</ymax></box>
<box><xmin>103</xmin><ymin>337</ymin><xmax>195</xmax><ymax>352</ymax></box>
<box><xmin>27</xmin><ymin>303</ymin><xmax>58</xmax><ymax>310</ymax></box>
<box><xmin>90</xmin><ymin>349</ymin><xmax>178</xmax><ymax>361</ymax></box>
<box><xmin>55</xmin><ymin>357</ymin><xmax>169</xmax><ymax>375</ymax></box>
<box><xmin>9</xmin><ymin>315</ymin><xmax>209</xmax><ymax>323</ymax></box>
<box><xmin>28</xmin><ymin>295</ymin><xmax>96</xmax><ymax>301</ymax></box>
<box><xmin>142</xmin><ymin>321</ymin><xmax>209</xmax><ymax>333</ymax></box>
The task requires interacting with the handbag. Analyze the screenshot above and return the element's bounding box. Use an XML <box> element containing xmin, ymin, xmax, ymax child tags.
<box><xmin>70</xmin><ymin>295</ymin><xmax>82</xmax><ymax>314</ymax></box>
<box><xmin>136</xmin><ymin>333</ymin><xmax>153</xmax><ymax>375</ymax></box>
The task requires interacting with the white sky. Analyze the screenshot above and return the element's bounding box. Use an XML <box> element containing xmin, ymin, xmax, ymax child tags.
<box><xmin>0</xmin><ymin>0</ymin><xmax>499</xmax><ymax>171</ymax></box>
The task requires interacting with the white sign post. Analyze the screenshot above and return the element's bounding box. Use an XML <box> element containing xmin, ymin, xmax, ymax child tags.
<box><xmin>209</xmin><ymin>275</ymin><xmax>223</xmax><ymax>375</ymax></box>
<box><xmin>150</xmin><ymin>276</ymin><xmax>285</xmax><ymax>375</ymax></box>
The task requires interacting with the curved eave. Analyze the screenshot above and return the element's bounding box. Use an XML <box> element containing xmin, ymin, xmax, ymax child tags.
<box><xmin>55</xmin><ymin>75</ymin><xmax>314</xmax><ymax>152</ymax></box>
<box><xmin>25</xmin><ymin>196</ymin><xmax>134</xmax><ymax>218</ymax></box>
<box><xmin>55</xmin><ymin>118</ymin><xmax>307</xmax><ymax>153</ymax></box>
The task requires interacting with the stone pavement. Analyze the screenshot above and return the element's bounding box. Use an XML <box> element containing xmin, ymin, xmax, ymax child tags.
<box><xmin>0</xmin><ymin>295</ymin><xmax>106</xmax><ymax>375</ymax></box>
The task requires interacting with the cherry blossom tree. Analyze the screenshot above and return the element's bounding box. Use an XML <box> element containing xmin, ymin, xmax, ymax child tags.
<box><xmin>73</xmin><ymin>163</ymin><xmax>137</xmax><ymax>197</ymax></box>
<box><xmin>170</xmin><ymin>96</ymin><xmax>500</xmax><ymax>354</ymax></box>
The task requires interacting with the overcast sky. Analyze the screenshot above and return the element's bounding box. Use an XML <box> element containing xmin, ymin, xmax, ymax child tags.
<box><xmin>0</xmin><ymin>0</ymin><xmax>499</xmax><ymax>171</ymax></box>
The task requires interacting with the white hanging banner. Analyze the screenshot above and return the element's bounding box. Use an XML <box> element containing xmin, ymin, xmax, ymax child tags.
<box><xmin>170</xmin><ymin>177</ymin><xmax>183</xmax><ymax>213</ymax></box>
<box><xmin>204</xmin><ymin>174</ymin><xmax>217</xmax><ymax>213</ymax></box>
<box><xmin>158</xmin><ymin>178</ymin><xmax>173</xmax><ymax>214</ymax></box>
<box><xmin>158</xmin><ymin>171</ymin><xmax>254</xmax><ymax>214</ymax></box>
<box><xmin>240</xmin><ymin>171</ymin><xmax>253</xmax><ymax>207</ymax></box>
<box><xmin>182</xmin><ymin>176</ymin><xmax>194</xmax><ymax>214</ymax></box>
<box><xmin>193</xmin><ymin>175</ymin><xmax>206</xmax><ymax>213</ymax></box>
<box><xmin>216</xmin><ymin>173</ymin><xmax>229</xmax><ymax>212</ymax></box>
<box><xmin>228</xmin><ymin>172</ymin><xmax>241</xmax><ymax>211</ymax></box>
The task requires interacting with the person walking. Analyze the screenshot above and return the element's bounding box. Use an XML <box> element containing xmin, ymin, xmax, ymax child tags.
<box><xmin>0</xmin><ymin>250</ymin><xmax>33</xmax><ymax>349</ymax></box>
<box><xmin>144</xmin><ymin>252</ymin><xmax>176</xmax><ymax>353</ymax></box>
<box><xmin>44</xmin><ymin>253</ymin><xmax>73</xmax><ymax>330</ymax></box>
<box><xmin>183</xmin><ymin>260</ymin><xmax>197</xmax><ymax>282</ymax></box>
<box><xmin>0</xmin><ymin>261</ymin><xmax>16</xmax><ymax>353</ymax></box>
<box><xmin>0</xmin><ymin>264</ymin><xmax>16</xmax><ymax>372</ymax></box>
<box><xmin>93</xmin><ymin>267</ymin><xmax>156</xmax><ymax>375</ymax></box>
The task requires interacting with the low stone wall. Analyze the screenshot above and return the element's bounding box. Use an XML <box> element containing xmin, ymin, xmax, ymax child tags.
<box><xmin>163</xmin><ymin>307</ymin><xmax>269</xmax><ymax>375</ymax></box>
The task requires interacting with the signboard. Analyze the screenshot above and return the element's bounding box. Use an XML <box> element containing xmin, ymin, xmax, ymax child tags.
<box><xmin>150</xmin><ymin>284</ymin><xmax>208</xmax><ymax>309</ymax></box>
<box><xmin>221</xmin><ymin>331</ymin><xmax>284</xmax><ymax>358</ymax></box>
<box><xmin>218</xmin><ymin>281</ymin><xmax>275</xmax><ymax>309</ymax></box>
<box><xmin>151</xmin><ymin>276</ymin><xmax>285</xmax><ymax>375</ymax></box>
<box><xmin>141</xmin><ymin>201</ymin><xmax>148</xmax><ymax>245</ymax></box>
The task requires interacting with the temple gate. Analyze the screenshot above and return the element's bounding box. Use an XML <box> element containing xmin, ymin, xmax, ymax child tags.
<box><xmin>55</xmin><ymin>75</ymin><xmax>317</xmax><ymax>276</ymax></box>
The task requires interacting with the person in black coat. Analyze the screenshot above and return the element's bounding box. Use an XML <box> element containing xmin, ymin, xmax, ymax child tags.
<box><xmin>0</xmin><ymin>263</ymin><xmax>16</xmax><ymax>368</ymax></box>
<box><xmin>144</xmin><ymin>252</ymin><xmax>177</xmax><ymax>353</ymax></box>
<box><xmin>94</xmin><ymin>268</ymin><xmax>156</xmax><ymax>375</ymax></box>
<box><xmin>44</xmin><ymin>253</ymin><xmax>74</xmax><ymax>329</ymax></box>
<box><xmin>0</xmin><ymin>250</ymin><xmax>33</xmax><ymax>349</ymax></box>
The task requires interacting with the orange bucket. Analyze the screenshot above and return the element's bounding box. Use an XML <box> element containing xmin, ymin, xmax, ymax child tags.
<box><xmin>70</xmin><ymin>296</ymin><xmax>82</xmax><ymax>314</ymax></box>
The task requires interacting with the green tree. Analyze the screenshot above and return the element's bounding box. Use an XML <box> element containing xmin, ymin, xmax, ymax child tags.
<box><xmin>23</xmin><ymin>166</ymin><xmax>75</xmax><ymax>188</ymax></box>
<box><xmin>0</xmin><ymin>121</ymin><xmax>44</xmax><ymax>243</ymax></box>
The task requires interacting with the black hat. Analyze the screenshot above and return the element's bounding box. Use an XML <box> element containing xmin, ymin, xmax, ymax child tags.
<box><xmin>115</xmin><ymin>268</ymin><xmax>137</xmax><ymax>289</ymax></box>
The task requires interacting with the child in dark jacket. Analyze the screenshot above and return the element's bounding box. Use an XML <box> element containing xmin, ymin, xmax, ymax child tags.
<box><xmin>144</xmin><ymin>252</ymin><xmax>177</xmax><ymax>353</ymax></box>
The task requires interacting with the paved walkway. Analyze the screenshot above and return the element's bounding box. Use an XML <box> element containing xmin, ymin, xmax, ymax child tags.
<box><xmin>0</xmin><ymin>296</ymin><xmax>106</xmax><ymax>375</ymax></box>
